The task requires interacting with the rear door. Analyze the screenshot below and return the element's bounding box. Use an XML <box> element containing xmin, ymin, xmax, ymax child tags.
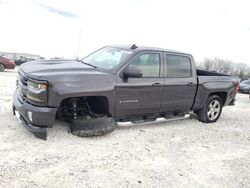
<box><xmin>160</xmin><ymin>54</ymin><xmax>197</xmax><ymax>113</ymax></box>
<box><xmin>115</xmin><ymin>52</ymin><xmax>164</xmax><ymax>117</ymax></box>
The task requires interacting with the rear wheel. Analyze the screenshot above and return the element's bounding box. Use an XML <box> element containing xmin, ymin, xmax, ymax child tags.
<box><xmin>196</xmin><ymin>95</ymin><xmax>223</xmax><ymax>123</ymax></box>
<box><xmin>0</xmin><ymin>64</ymin><xmax>5</xmax><ymax>72</ymax></box>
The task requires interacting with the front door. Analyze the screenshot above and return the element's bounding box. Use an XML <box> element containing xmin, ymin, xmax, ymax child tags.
<box><xmin>115</xmin><ymin>52</ymin><xmax>164</xmax><ymax>117</ymax></box>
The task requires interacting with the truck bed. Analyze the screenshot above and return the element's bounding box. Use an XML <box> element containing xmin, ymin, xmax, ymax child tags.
<box><xmin>196</xmin><ymin>69</ymin><xmax>228</xmax><ymax>76</ymax></box>
<box><xmin>192</xmin><ymin>69</ymin><xmax>238</xmax><ymax>111</ymax></box>
<box><xmin>196</xmin><ymin>68</ymin><xmax>238</xmax><ymax>84</ymax></box>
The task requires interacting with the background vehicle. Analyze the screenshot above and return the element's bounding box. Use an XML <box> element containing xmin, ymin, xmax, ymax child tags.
<box><xmin>0</xmin><ymin>56</ymin><xmax>16</xmax><ymax>71</ymax></box>
<box><xmin>13</xmin><ymin>45</ymin><xmax>238</xmax><ymax>140</ymax></box>
<box><xmin>15</xmin><ymin>56</ymin><xmax>36</xmax><ymax>65</ymax></box>
<box><xmin>239</xmin><ymin>80</ymin><xmax>250</xmax><ymax>93</ymax></box>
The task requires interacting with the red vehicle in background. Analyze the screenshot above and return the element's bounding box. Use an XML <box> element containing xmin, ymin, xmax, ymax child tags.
<box><xmin>0</xmin><ymin>56</ymin><xmax>16</xmax><ymax>71</ymax></box>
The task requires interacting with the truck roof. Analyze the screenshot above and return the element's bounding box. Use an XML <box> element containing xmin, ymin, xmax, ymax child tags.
<box><xmin>108</xmin><ymin>45</ymin><xmax>191</xmax><ymax>56</ymax></box>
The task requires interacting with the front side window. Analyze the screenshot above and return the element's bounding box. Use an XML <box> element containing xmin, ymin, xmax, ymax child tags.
<box><xmin>83</xmin><ymin>47</ymin><xmax>133</xmax><ymax>70</ymax></box>
<box><xmin>128</xmin><ymin>53</ymin><xmax>160</xmax><ymax>77</ymax></box>
<box><xmin>166</xmin><ymin>55</ymin><xmax>191</xmax><ymax>78</ymax></box>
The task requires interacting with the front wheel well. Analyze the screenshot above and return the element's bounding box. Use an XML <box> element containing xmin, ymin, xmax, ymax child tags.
<box><xmin>208</xmin><ymin>92</ymin><xmax>227</xmax><ymax>106</ymax></box>
<box><xmin>87</xmin><ymin>96</ymin><xmax>110</xmax><ymax>115</ymax></box>
<box><xmin>57</xmin><ymin>96</ymin><xmax>110</xmax><ymax>120</ymax></box>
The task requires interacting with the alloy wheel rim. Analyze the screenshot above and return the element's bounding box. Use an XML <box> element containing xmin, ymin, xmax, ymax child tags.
<box><xmin>207</xmin><ymin>99</ymin><xmax>221</xmax><ymax>121</ymax></box>
<box><xmin>0</xmin><ymin>64</ymin><xmax>4</xmax><ymax>71</ymax></box>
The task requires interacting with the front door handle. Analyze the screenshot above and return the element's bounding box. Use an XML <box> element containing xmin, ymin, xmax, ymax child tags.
<box><xmin>152</xmin><ymin>83</ymin><xmax>162</xmax><ymax>87</ymax></box>
<box><xmin>187</xmin><ymin>82</ymin><xmax>194</xmax><ymax>86</ymax></box>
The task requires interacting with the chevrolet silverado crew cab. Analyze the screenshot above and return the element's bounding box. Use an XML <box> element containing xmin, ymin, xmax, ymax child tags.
<box><xmin>13</xmin><ymin>45</ymin><xmax>238</xmax><ymax>140</ymax></box>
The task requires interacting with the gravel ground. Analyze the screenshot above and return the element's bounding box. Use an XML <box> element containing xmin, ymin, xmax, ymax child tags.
<box><xmin>0</xmin><ymin>68</ymin><xmax>250</xmax><ymax>188</ymax></box>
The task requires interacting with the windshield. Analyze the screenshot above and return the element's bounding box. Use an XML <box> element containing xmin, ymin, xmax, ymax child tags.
<box><xmin>82</xmin><ymin>47</ymin><xmax>133</xmax><ymax>70</ymax></box>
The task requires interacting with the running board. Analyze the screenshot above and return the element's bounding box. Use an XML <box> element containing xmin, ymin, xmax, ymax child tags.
<box><xmin>116</xmin><ymin>114</ymin><xmax>190</xmax><ymax>127</ymax></box>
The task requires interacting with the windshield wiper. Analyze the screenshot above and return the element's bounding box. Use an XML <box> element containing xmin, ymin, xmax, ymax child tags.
<box><xmin>77</xmin><ymin>59</ymin><xmax>98</xmax><ymax>69</ymax></box>
<box><xmin>82</xmin><ymin>62</ymin><xmax>98</xmax><ymax>69</ymax></box>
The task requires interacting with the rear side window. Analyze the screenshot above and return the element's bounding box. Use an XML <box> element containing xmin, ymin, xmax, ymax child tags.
<box><xmin>166</xmin><ymin>55</ymin><xmax>192</xmax><ymax>78</ymax></box>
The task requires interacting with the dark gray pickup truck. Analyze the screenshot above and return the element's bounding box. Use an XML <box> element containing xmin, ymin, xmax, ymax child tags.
<box><xmin>13</xmin><ymin>45</ymin><xmax>238</xmax><ymax>140</ymax></box>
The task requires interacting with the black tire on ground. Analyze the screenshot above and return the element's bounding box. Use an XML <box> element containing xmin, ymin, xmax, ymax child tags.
<box><xmin>70</xmin><ymin>117</ymin><xmax>116</xmax><ymax>137</ymax></box>
<box><xmin>195</xmin><ymin>95</ymin><xmax>223</xmax><ymax>123</ymax></box>
<box><xmin>0</xmin><ymin>63</ymin><xmax>5</xmax><ymax>72</ymax></box>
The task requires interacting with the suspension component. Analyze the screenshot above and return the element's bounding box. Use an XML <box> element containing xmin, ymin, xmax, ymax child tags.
<box><xmin>59</xmin><ymin>97</ymin><xmax>94</xmax><ymax>121</ymax></box>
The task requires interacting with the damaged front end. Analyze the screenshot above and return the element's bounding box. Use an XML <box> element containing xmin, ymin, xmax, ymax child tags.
<box><xmin>13</xmin><ymin>105</ymin><xmax>48</xmax><ymax>140</ymax></box>
<box><xmin>12</xmin><ymin>73</ymin><xmax>57</xmax><ymax>140</ymax></box>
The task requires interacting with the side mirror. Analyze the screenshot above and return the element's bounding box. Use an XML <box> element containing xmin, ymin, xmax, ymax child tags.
<box><xmin>123</xmin><ymin>66</ymin><xmax>143</xmax><ymax>78</ymax></box>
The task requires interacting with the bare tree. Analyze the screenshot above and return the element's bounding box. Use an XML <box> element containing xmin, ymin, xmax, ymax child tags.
<box><xmin>202</xmin><ymin>58</ymin><xmax>214</xmax><ymax>71</ymax></box>
<box><xmin>234</xmin><ymin>63</ymin><xmax>250</xmax><ymax>78</ymax></box>
<box><xmin>199</xmin><ymin>58</ymin><xmax>250</xmax><ymax>78</ymax></box>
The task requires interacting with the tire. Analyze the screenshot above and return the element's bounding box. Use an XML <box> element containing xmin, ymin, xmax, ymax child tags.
<box><xmin>196</xmin><ymin>95</ymin><xmax>223</xmax><ymax>123</ymax></box>
<box><xmin>0</xmin><ymin>63</ymin><xmax>5</xmax><ymax>72</ymax></box>
<box><xmin>70</xmin><ymin>117</ymin><xmax>116</xmax><ymax>137</ymax></box>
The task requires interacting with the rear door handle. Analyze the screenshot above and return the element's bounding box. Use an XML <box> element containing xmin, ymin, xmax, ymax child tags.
<box><xmin>152</xmin><ymin>83</ymin><xmax>162</xmax><ymax>87</ymax></box>
<box><xmin>187</xmin><ymin>82</ymin><xmax>194</xmax><ymax>86</ymax></box>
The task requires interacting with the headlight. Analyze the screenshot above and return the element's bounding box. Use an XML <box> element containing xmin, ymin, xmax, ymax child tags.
<box><xmin>27</xmin><ymin>80</ymin><xmax>48</xmax><ymax>103</ymax></box>
<box><xmin>28</xmin><ymin>81</ymin><xmax>47</xmax><ymax>90</ymax></box>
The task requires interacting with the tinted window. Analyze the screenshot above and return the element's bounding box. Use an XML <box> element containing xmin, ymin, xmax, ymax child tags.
<box><xmin>166</xmin><ymin>55</ymin><xmax>191</xmax><ymax>77</ymax></box>
<box><xmin>129</xmin><ymin>53</ymin><xmax>160</xmax><ymax>77</ymax></box>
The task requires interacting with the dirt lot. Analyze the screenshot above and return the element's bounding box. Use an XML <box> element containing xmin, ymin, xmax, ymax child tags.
<box><xmin>0</xmin><ymin>68</ymin><xmax>250</xmax><ymax>188</ymax></box>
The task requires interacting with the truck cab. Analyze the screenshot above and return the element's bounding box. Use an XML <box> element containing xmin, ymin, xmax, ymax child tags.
<box><xmin>113</xmin><ymin>47</ymin><xmax>197</xmax><ymax>118</ymax></box>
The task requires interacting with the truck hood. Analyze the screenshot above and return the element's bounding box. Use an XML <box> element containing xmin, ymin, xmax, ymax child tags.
<box><xmin>18</xmin><ymin>59</ymin><xmax>116</xmax><ymax>86</ymax></box>
<box><xmin>19</xmin><ymin>59</ymin><xmax>100</xmax><ymax>79</ymax></box>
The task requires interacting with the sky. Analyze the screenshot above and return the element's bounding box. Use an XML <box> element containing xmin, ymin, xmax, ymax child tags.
<box><xmin>0</xmin><ymin>0</ymin><xmax>250</xmax><ymax>64</ymax></box>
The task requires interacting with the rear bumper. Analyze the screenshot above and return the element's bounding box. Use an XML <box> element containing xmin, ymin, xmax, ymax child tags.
<box><xmin>13</xmin><ymin>89</ymin><xmax>57</xmax><ymax>140</ymax></box>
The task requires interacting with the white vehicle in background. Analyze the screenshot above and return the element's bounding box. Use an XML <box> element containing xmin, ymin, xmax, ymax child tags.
<box><xmin>239</xmin><ymin>80</ymin><xmax>250</xmax><ymax>94</ymax></box>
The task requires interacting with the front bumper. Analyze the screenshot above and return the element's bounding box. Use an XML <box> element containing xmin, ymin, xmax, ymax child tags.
<box><xmin>13</xmin><ymin>89</ymin><xmax>57</xmax><ymax>140</ymax></box>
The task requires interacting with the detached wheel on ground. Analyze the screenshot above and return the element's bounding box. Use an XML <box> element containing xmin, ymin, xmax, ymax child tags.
<box><xmin>69</xmin><ymin>117</ymin><xmax>116</xmax><ymax>137</ymax></box>
<box><xmin>195</xmin><ymin>95</ymin><xmax>223</xmax><ymax>123</ymax></box>
<box><xmin>0</xmin><ymin>64</ymin><xmax>5</xmax><ymax>72</ymax></box>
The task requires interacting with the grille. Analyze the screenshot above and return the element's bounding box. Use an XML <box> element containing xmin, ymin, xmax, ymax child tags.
<box><xmin>20</xmin><ymin>75</ymin><xmax>28</xmax><ymax>86</ymax></box>
<box><xmin>18</xmin><ymin>74</ymin><xmax>28</xmax><ymax>102</ymax></box>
